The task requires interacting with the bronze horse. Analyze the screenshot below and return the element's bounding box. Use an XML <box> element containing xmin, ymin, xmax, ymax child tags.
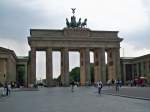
<box><xmin>81</xmin><ymin>18</ymin><xmax>87</xmax><ymax>28</ymax></box>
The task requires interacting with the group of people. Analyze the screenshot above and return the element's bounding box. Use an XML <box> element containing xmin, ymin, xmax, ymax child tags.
<box><xmin>70</xmin><ymin>80</ymin><xmax>103</xmax><ymax>94</ymax></box>
<box><xmin>107</xmin><ymin>79</ymin><xmax>122</xmax><ymax>91</ymax></box>
<box><xmin>0</xmin><ymin>82</ymin><xmax>11</xmax><ymax>96</ymax></box>
<box><xmin>130</xmin><ymin>77</ymin><xmax>147</xmax><ymax>87</ymax></box>
<box><xmin>97</xmin><ymin>79</ymin><xmax>122</xmax><ymax>94</ymax></box>
<box><xmin>70</xmin><ymin>79</ymin><xmax>122</xmax><ymax>94</ymax></box>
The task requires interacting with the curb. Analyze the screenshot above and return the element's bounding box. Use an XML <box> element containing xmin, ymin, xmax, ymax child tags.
<box><xmin>12</xmin><ymin>88</ymin><xmax>39</xmax><ymax>92</ymax></box>
<box><xmin>103</xmin><ymin>92</ymin><xmax>150</xmax><ymax>101</ymax></box>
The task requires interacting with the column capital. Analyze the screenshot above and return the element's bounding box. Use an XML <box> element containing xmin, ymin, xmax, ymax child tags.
<box><xmin>61</xmin><ymin>47</ymin><xmax>68</xmax><ymax>51</ymax></box>
<box><xmin>47</xmin><ymin>47</ymin><xmax>52</xmax><ymax>50</ymax></box>
<box><xmin>31</xmin><ymin>47</ymin><xmax>36</xmax><ymax>50</ymax></box>
<box><xmin>106</xmin><ymin>47</ymin><xmax>120</xmax><ymax>51</ymax></box>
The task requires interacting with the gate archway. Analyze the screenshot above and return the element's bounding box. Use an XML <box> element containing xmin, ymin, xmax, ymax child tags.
<box><xmin>28</xmin><ymin>27</ymin><xmax>122</xmax><ymax>86</ymax></box>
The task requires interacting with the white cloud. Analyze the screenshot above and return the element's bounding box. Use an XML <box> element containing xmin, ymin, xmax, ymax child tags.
<box><xmin>7</xmin><ymin>0</ymin><xmax>149</xmax><ymax>31</ymax></box>
<box><xmin>28</xmin><ymin>0</ymin><xmax>149</xmax><ymax>31</ymax></box>
<box><xmin>52</xmin><ymin>52</ymin><xmax>61</xmax><ymax>78</ymax></box>
<box><xmin>0</xmin><ymin>38</ymin><xmax>29</xmax><ymax>56</ymax></box>
<box><xmin>69</xmin><ymin>52</ymin><xmax>80</xmax><ymax>71</ymax></box>
<box><xmin>120</xmin><ymin>42</ymin><xmax>150</xmax><ymax>57</ymax></box>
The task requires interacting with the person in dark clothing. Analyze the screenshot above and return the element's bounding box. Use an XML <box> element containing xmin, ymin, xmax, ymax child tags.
<box><xmin>112</xmin><ymin>79</ymin><xmax>115</xmax><ymax>85</ymax></box>
<box><xmin>115</xmin><ymin>80</ymin><xmax>119</xmax><ymax>92</ymax></box>
<box><xmin>133</xmin><ymin>79</ymin><xmax>137</xmax><ymax>86</ymax></box>
<box><xmin>5</xmin><ymin>83</ymin><xmax>9</xmax><ymax>96</ymax></box>
<box><xmin>70</xmin><ymin>81</ymin><xmax>75</xmax><ymax>92</ymax></box>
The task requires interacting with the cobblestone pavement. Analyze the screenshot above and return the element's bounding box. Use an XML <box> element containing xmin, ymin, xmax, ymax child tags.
<box><xmin>0</xmin><ymin>87</ymin><xmax>150</xmax><ymax>112</ymax></box>
<box><xmin>102</xmin><ymin>86</ymin><xmax>150</xmax><ymax>100</ymax></box>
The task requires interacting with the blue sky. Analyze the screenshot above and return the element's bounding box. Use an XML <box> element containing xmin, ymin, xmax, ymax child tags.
<box><xmin>0</xmin><ymin>0</ymin><xmax>150</xmax><ymax>79</ymax></box>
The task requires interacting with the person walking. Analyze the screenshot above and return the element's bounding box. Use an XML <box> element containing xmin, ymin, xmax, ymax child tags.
<box><xmin>0</xmin><ymin>82</ymin><xmax>4</xmax><ymax>96</ymax></box>
<box><xmin>70</xmin><ymin>80</ymin><xmax>75</xmax><ymax>92</ymax></box>
<box><xmin>8</xmin><ymin>83</ymin><xmax>11</xmax><ymax>95</ymax></box>
<box><xmin>97</xmin><ymin>81</ymin><xmax>103</xmax><ymax>95</ymax></box>
<box><xmin>115</xmin><ymin>80</ymin><xmax>119</xmax><ymax>92</ymax></box>
<box><xmin>4</xmin><ymin>83</ymin><xmax>9</xmax><ymax>96</ymax></box>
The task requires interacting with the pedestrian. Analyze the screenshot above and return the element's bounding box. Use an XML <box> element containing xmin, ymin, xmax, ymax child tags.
<box><xmin>115</xmin><ymin>80</ymin><xmax>119</xmax><ymax>92</ymax></box>
<box><xmin>8</xmin><ymin>83</ymin><xmax>11</xmax><ymax>95</ymax></box>
<box><xmin>97</xmin><ymin>81</ymin><xmax>103</xmax><ymax>95</ymax></box>
<box><xmin>119</xmin><ymin>80</ymin><xmax>122</xmax><ymax>87</ymax></box>
<box><xmin>107</xmin><ymin>80</ymin><xmax>111</xmax><ymax>87</ymax></box>
<box><xmin>4</xmin><ymin>83</ymin><xmax>9</xmax><ymax>96</ymax></box>
<box><xmin>70</xmin><ymin>80</ymin><xmax>75</xmax><ymax>92</ymax></box>
<box><xmin>133</xmin><ymin>79</ymin><xmax>137</xmax><ymax>86</ymax></box>
<box><xmin>130</xmin><ymin>80</ymin><xmax>133</xmax><ymax>87</ymax></box>
<box><xmin>112</xmin><ymin>79</ymin><xmax>115</xmax><ymax>85</ymax></box>
<box><xmin>0</xmin><ymin>82</ymin><xmax>4</xmax><ymax>96</ymax></box>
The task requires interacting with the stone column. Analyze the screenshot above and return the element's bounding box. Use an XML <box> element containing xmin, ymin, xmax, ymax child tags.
<box><xmin>123</xmin><ymin>63</ymin><xmax>126</xmax><ymax>84</ymax></box>
<box><xmin>94</xmin><ymin>48</ymin><xmax>106</xmax><ymax>84</ymax></box>
<box><xmin>131</xmin><ymin>64</ymin><xmax>135</xmax><ymax>80</ymax></box>
<box><xmin>80</xmin><ymin>48</ymin><xmax>90</xmax><ymax>86</ymax></box>
<box><xmin>107</xmin><ymin>48</ymin><xmax>115</xmax><ymax>80</ymax></box>
<box><xmin>61</xmin><ymin>48</ymin><xmax>69</xmax><ymax>86</ymax></box>
<box><xmin>30</xmin><ymin>47</ymin><xmax>36</xmax><ymax>85</ymax></box>
<box><xmin>107</xmin><ymin>48</ymin><xmax>121</xmax><ymax>81</ymax></box>
<box><xmin>46</xmin><ymin>48</ymin><xmax>53</xmax><ymax>86</ymax></box>
<box><xmin>146</xmin><ymin>61</ymin><xmax>149</xmax><ymax>76</ymax></box>
<box><xmin>144</xmin><ymin>61</ymin><xmax>147</xmax><ymax>76</ymax></box>
<box><xmin>140</xmin><ymin>62</ymin><xmax>144</xmax><ymax>76</ymax></box>
<box><xmin>136</xmin><ymin>63</ymin><xmax>139</xmax><ymax>77</ymax></box>
<box><xmin>24</xmin><ymin>63</ymin><xmax>28</xmax><ymax>87</ymax></box>
<box><xmin>27</xmin><ymin>51</ymin><xmax>31</xmax><ymax>87</ymax></box>
<box><xmin>115</xmin><ymin>48</ymin><xmax>121</xmax><ymax>80</ymax></box>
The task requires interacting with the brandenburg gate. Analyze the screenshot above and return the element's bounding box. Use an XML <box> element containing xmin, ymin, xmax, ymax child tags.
<box><xmin>27</xmin><ymin>9</ymin><xmax>123</xmax><ymax>86</ymax></box>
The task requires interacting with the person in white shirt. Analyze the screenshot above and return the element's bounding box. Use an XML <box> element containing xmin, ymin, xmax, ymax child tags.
<box><xmin>8</xmin><ymin>83</ymin><xmax>11</xmax><ymax>95</ymax></box>
<box><xmin>97</xmin><ymin>81</ymin><xmax>103</xmax><ymax>95</ymax></box>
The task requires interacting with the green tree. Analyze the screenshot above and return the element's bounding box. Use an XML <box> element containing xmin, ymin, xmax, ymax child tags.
<box><xmin>69</xmin><ymin>63</ymin><xmax>94</xmax><ymax>83</ymax></box>
<box><xmin>57</xmin><ymin>75</ymin><xmax>61</xmax><ymax>82</ymax></box>
<box><xmin>56</xmin><ymin>63</ymin><xmax>94</xmax><ymax>83</ymax></box>
<box><xmin>69</xmin><ymin>67</ymin><xmax>80</xmax><ymax>82</ymax></box>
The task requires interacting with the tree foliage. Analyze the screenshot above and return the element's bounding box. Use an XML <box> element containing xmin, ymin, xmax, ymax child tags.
<box><xmin>56</xmin><ymin>63</ymin><xmax>94</xmax><ymax>83</ymax></box>
<box><xmin>69</xmin><ymin>67</ymin><xmax>80</xmax><ymax>82</ymax></box>
<box><xmin>69</xmin><ymin>63</ymin><xmax>94</xmax><ymax>82</ymax></box>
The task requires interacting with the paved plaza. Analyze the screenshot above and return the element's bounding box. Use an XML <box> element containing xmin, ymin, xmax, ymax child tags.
<box><xmin>102</xmin><ymin>86</ymin><xmax>150</xmax><ymax>100</ymax></box>
<box><xmin>0</xmin><ymin>87</ymin><xmax>150</xmax><ymax>112</ymax></box>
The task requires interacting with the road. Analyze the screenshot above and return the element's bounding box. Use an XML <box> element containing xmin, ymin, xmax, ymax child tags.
<box><xmin>0</xmin><ymin>87</ymin><xmax>150</xmax><ymax>112</ymax></box>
